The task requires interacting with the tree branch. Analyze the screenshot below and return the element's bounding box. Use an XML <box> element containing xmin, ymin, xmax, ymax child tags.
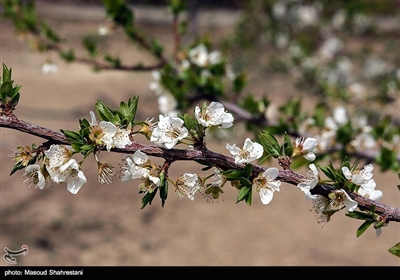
<box><xmin>1</xmin><ymin>113</ymin><xmax>399</xmax><ymax>223</ymax></box>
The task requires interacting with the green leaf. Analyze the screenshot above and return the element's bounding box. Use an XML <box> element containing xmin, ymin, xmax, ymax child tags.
<box><xmin>83</xmin><ymin>36</ymin><xmax>98</xmax><ymax>58</ymax></box>
<box><xmin>119</xmin><ymin>101</ymin><xmax>130</xmax><ymax>118</ymax></box>
<box><xmin>258</xmin><ymin>131</ymin><xmax>281</xmax><ymax>158</ymax></box>
<box><xmin>388</xmin><ymin>242</ymin><xmax>400</xmax><ymax>258</ymax></box>
<box><xmin>243</xmin><ymin>164</ymin><xmax>253</xmax><ymax>178</ymax></box>
<box><xmin>238</xmin><ymin>177</ymin><xmax>252</xmax><ymax>186</ymax></box>
<box><xmin>95</xmin><ymin>99</ymin><xmax>115</xmax><ymax>121</ymax></box>
<box><xmin>236</xmin><ymin>186</ymin><xmax>250</xmax><ymax>203</ymax></box>
<box><xmin>141</xmin><ymin>189</ymin><xmax>158</xmax><ymax>209</ymax></box>
<box><xmin>159</xmin><ymin>172</ymin><xmax>168</xmax><ymax>207</ymax></box>
<box><xmin>356</xmin><ymin>220</ymin><xmax>373</xmax><ymax>237</ymax></box>
<box><xmin>10</xmin><ymin>92</ymin><xmax>20</xmax><ymax>107</ymax></box>
<box><xmin>168</xmin><ymin>0</ymin><xmax>186</xmax><ymax>15</ymax></box>
<box><xmin>61</xmin><ymin>129</ymin><xmax>83</xmax><ymax>142</ymax></box>
<box><xmin>345</xmin><ymin>211</ymin><xmax>374</xmax><ymax>221</ymax></box>
<box><xmin>60</xmin><ymin>49</ymin><xmax>75</xmax><ymax>62</ymax></box>
<box><xmin>127</xmin><ymin>96</ymin><xmax>139</xmax><ymax>120</ymax></box>
<box><xmin>0</xmin><ymin>80</ymin><xmax>13</xmax><ymax>100</ymax></box>
<box><xmin>319</xmin><ymin>164</ymin><xmax>337</xmax><ymax>182</ymax></box>
<box><xmin>183</xmin><ymin>113</ymin><xmax>197</xmax><ymax>132</ymax></box>
<box><xmin>103</xmin><ymin>0</ymin><xmax>134</xmax><ymax>27</ymax></box>
<box><xmin>245</xmin><ymin>187</ymin><xmax>252</xmax><ymax>206</ymax></box>
<box><xmin>10</xmin><ymin>161</ymin><xmax>25</xmax><ymax>176</ymax></box>
<box><xmin>283</xmin><ymin>132</ymin><xmax>293</xmax><ymax>157</ymax></box>
<box><xmin>79</xmin><ymin>118</ymin><xmax>90</xmax><ymax>129</ymax></box>
<box><xmin>221</xmin><ymin>169</ymin><xmax>243</xmax><ymax>180</ymax></box>
<box><xmin>1</xmin><ymin>63</ymin><xmax>12</xmax><ymax>82</ymax></box>
<box><xmin>71</xmin><ymin>143</ymin><xmax>83</xmax><ymax>153</ymax></box>
<box><xmin>151</xmin><ymin>39</ymin><xmax>164</xmax><ymax>57</ymax></box>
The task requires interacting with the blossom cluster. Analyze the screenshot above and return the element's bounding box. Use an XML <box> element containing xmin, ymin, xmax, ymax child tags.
<box><xmin>14</xmin><ymin>99</ymin><xmax>384</xmax><ymax>229</ymax></box>
<box><xmin>21</xmin><ymin>144</ymin><xmax>86</xmax><ymax>194</ymax></box>
<box><xmin>148</xmin><ymin>43</ymin><xmax>236</xmax><ymax>117</ymax></box>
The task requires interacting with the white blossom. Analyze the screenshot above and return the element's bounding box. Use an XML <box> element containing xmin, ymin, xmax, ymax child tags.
<box><xmin>329</xmin><ymin>189</ymin><xmax>358</xmax><ymax>212</ymax></box>
<box><xmin>150</xmin><ymin>115</ymin><xmax>188</xmax><ymax>149</ymax></box>
<box><xmin>294</xmin><ymin>137</ymin><xmax>318</xmax><ymax>161</ymax></box>
<box><xmin>22</xmin><ymin>164</ymin><xmax>47</xmax><ymax>190</ymax></box>
<box><xmin>253</xmin><ymin>167</ymin><xmax>281</xmax><ymax>205</ymax></box>
<box><xmin>226</xmin><ymin>138</ymin><xmax>263</xmax><ymax>165</ymax></box>
<box><xmin>121</xmin><ymin>150</ymin><xmax>150</xmax><ymax>182</ymax></box>
<box><xmin>342</xmin><ymin>163</ymin><xmax>374</xmax><ymax>187</ymax></box>
<box><xmin>195</xmin><ymin>101</ymin><xmax>234</xmax><ymax>129</ymax></box>
<box><xmin>89</xmin><ymin>111</ymin><xmax>131</xmax><ymax>151</ymax></box>
<box><xmin>58</xmin><ymin>159</ymin><xmax>87</xmax><ymax>194</ymax></box>
<box><xmin>41</xmin><ymin>62</ymin><xmax>58</xmax><ymax>74</ymax></box>
<box><xmin>188</xmin><ymin>44</ymin><xmax>221</xmax><ymax>67</ymax></box>
<box><xmin>176</xmin><ymin>173</ymin><xmax>202</xmax><ymax>201</ymax></box>
<box><xmin>297</xmin><ymin>163</ymin><xmax>319</xmax><ymax>200</ymax></box>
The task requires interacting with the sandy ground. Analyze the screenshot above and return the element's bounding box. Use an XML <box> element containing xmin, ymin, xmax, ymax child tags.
<box><xmin>0</xmin><ymin>1</ymin><xmax>399</xmax><ymax>266</ymax></box>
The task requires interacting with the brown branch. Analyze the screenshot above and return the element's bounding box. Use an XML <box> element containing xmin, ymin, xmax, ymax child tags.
<box><xmin>1</xmin><ymin>113</ymin><xmax>399</xmax><ymax>223</ymax></box>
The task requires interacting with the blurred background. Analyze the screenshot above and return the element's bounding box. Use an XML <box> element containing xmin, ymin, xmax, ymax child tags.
<box><xmin>1</xmin><ymin>0</ymin><xmax>399</xmax><ymax>266</ymax></box>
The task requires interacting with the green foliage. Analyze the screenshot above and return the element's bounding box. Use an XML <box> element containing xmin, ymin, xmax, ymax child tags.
<box><xmin>103</xmin><ymin>0</ymin><xmax>134</xmax><ymax>28</ymax></box>
<box><xmin>388</xmin><ymin>242</ymin><xmax>400</xmax><ymax>258</ymax></box>
<box><xmin>355</xmin><ymin>220</ymin><xmax>373</xmax><ymax>237</ymax></box>
<box><xmin>222</xmin><ymin>164</ymin><xmax>253</xmax><ymax>206</ymax></box>
<box><xmin>0</xmin><ymin>63</ymin><xmax>21</xmax><ymax>110</ymax></box>
<box><xmin>159</xmin><ymin>171</ymin><xmax>168</xmax><ymax>208</ymax></box>
<box><xmin>83</xmin><ymin>36</ymin><xmax>98</xmax><ymax>58</ymax></box>
<box><xmin>140</xmin><ymin>188</ymin><xmax>158</xmax><ymax>209</ymax></box>
<box><xmin>258</xmin><ymin>131</ymin><xmax>280</xmax><ymax>159</ymax></box>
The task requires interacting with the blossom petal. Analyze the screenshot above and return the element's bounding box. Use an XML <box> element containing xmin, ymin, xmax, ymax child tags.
<box><xmin>259</xmin><ymin>189</ymin><xmax>274</xmax><ymax>205</ymax></box>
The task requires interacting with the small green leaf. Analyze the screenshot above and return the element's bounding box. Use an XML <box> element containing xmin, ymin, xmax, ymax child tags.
<box><xmin>236</xmin><ymin>186</ymin><xmax>250</xmax><ymax>203</ymax></box>
<box><xmin>61</xmin><ymin>129</ymin><xmax>83</xmax><ymax>142</ymax></box>
<box><xmin>0</xmin><ymin>80</ymin><xmax>13</xmax><ymax>100</ymax></box>
<box><xmin>119</xmin><ymin>101</ymin><xmax>130</xmax><ymax>118</ymax></box>
<box><xmin>283</xmin><ymin>132</ymin><xmax>293</xmax><ymax>157</ymax></box>
<box><xmin>238</xmin><ymin>177</ymin><xmax>252</xmax><ymax>186</ymax></box>
<box><xmin>95</xmin><ymin>99</ymin><xmax>115</xmax><ymax>121</ymax></box>
<box><xmin>60</xmin><ymin>49</ymin><xmax>75</xmax><ymax>62</ymax></box>
<box><xmin>388</xmin><ymin>242</ymin><xmax>400</xmax><ymax>258</ymax></box>
<box><xmin>10</xmin><ymin>161</ymin><xmax>25</xmax><ymax>176</ymax></box>
<box><xmin>356</xmin><ymin>220</ymin><xmax>373</xmax><ymax>237</ymax></box>
<box><xmin>221</xmin><ymin>169</ymin><xmax>243</xmax><ymax>180</ymax></box>
<box><xmin>258</xmin><ymin>131</ymin><xmax>281</xmax><ymax>158</ymax></box>
<box><xmin>1</xmin><ymin>63</ymin><xmax>12</xmax><ymax>82</ymax></box>
<box><xmin>245</xmin><ymin>187</ymin><xmax>252</xmax><ymax>206</ymax></box>
<box><xmin>10</xmin><ymin>92</ymin><xmax>20</xmax><ymax>107</ymax></box>
<box><xmin>141</xmin><ymin>188</ymin><xmax>158</xmax><ymax>209</ymax></box>
<box><xmin>127</xmin><ymin>96</ymin><xmax>139</xmax><ymax>121</ymax></box>
<box><xmin>345</xmin><ymin>211</ymin><xmax>374</xmax><ymax>221</ymax></box>
<box><xmin>159</xmin><ymin>172</ymin><xmax>168</xmax><ymax>207</ymax></box>
<box><xmin>243</xmin><ymin>164</ymin><xmax>253</xmax><ymax>178</ymax></box>
<box><xmin>79</xmin><ymin>118</ymin><xmax>90</xmax><ymax>129</ymax></box>
<box><xmin>71</xmin><ymin>143</ymin><xmax>83</xmax><ymax>153</ymax></box>
<box><xmin>319</xmin><ymin>164</ymin><xmax>338</xmax><ymax>182</ymax></box>
<box><xmin>183</xmin><ymin>113</ymin><xmax>197</xmax><ymax>131</ymax></box>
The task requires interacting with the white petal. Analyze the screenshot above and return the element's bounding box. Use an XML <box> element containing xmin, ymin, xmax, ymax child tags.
<box><xmin>343</xmin><ymin>191</ymin><xmax>358</xmax><ymax>212</ymax></box>
<box><xmin>90</xmin><ymin>111</ymin><xmax>97</xmax><ymax>126</ymax></box>
<box><xmin>263</xmin><ymin>167</ymin><xmax>279</xmax><ymax>180</ymax></box>
<box><xmin>67</xmin><ymin>171</ymin><xmax>87</xmax><ymax>195</ymax></box>
<box><xmin>133</xmin><ymin>150</ymin><xmax>148</xmax><ymax>165</ymax></box>
<box><xmin>259</xmin><ymin>189</ymin><xmax>274</xmax><ymax>205</ymax></box>
<box><xmin>226</xmin><ymin>143</ymin><xmax>239</xmax><ymax>155</ymax></box>
<box><xmin>303</xmin><ymin>137</ymin><xmax>317</xmax><ymax>151</ymax></box>
<box><xmin>341</xmin><ymin>167</ymin><xmax>352</xmax><ymax>180</ymax></box>
<box><xmin>303</xmin><ymin>152</ymin><xmax>316</xmax><ymax>161</ymax></box>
